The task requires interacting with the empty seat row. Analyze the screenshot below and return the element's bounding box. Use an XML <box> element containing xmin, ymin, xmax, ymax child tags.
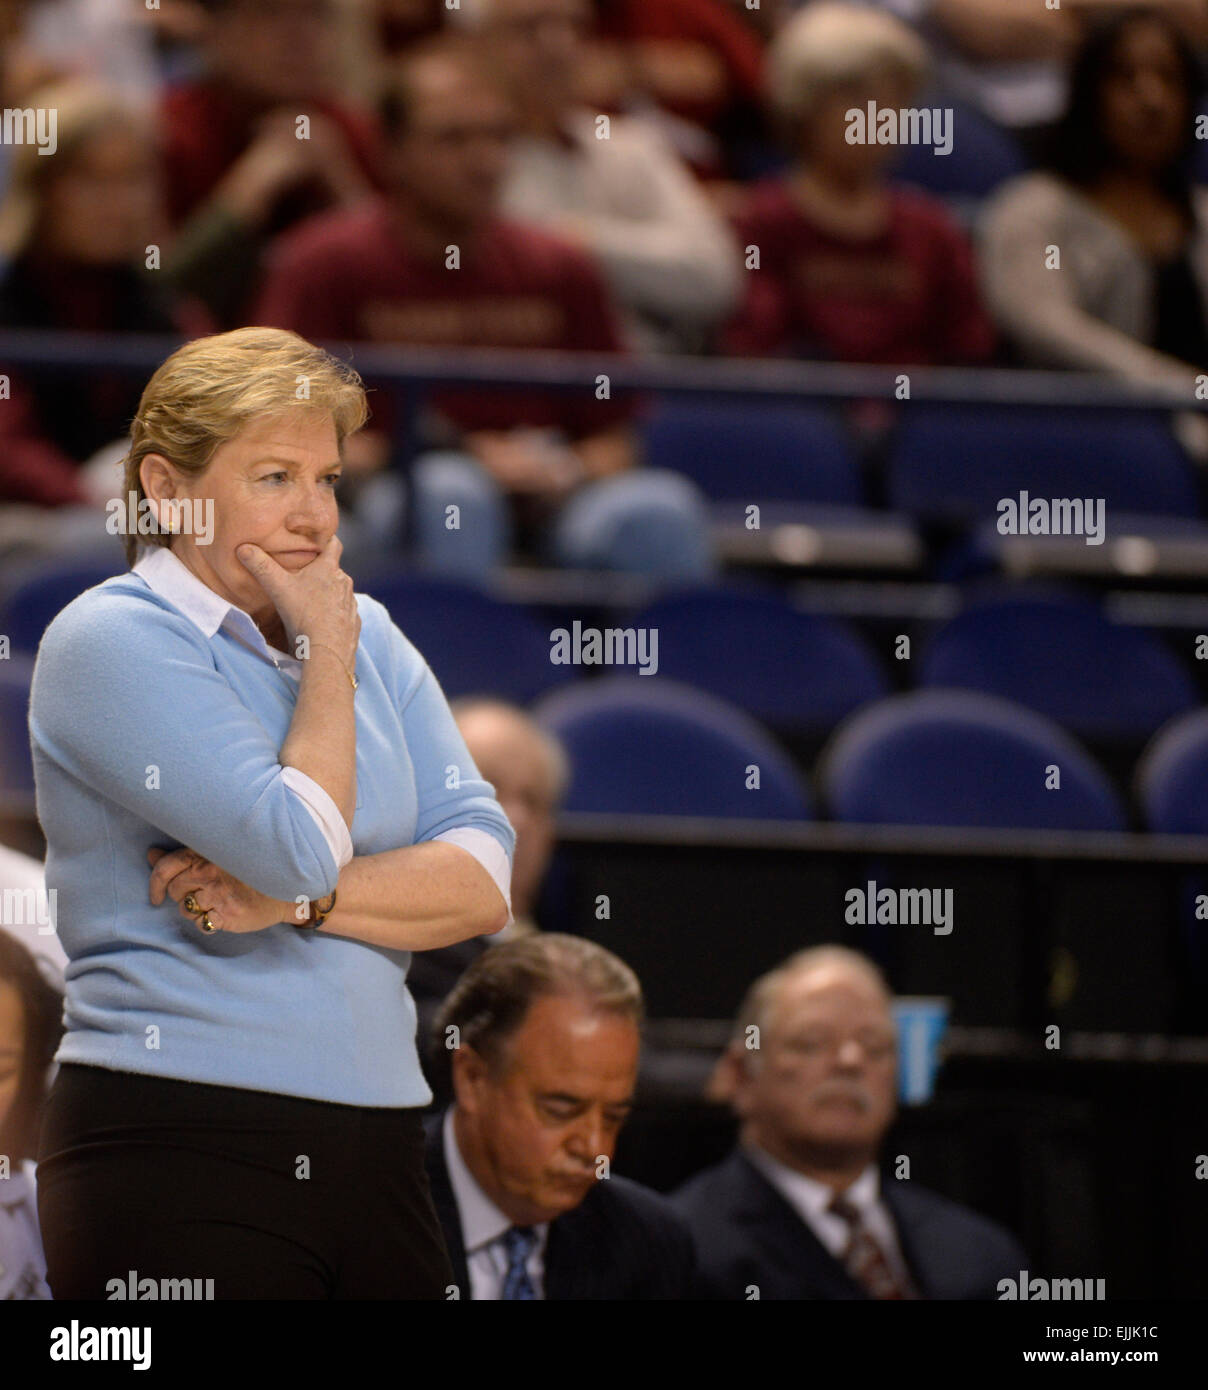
<box><xmin>535</xmin><ymin>680</ymin><xmax>1208</xmax><ymax>835</ymax></box>
<box><xmin>1</xmin><ymin>568</ymin><xmax>1203</xmax><ymax>745</ymax></box>
<box><xmin>642</xmin><ymin>401</ymin><xmax>1200</xmax><ymax>529</ymax></box>
<box><xmin>3</xmin><ymin>648</ymin><xmax>1207</xmax><ymax>834</ymax></box>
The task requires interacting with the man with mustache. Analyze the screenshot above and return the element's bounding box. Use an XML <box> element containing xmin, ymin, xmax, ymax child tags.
<box><xmin>423</xmin><ymin>932</ymin><xmax>694</xmax><ymax>1298</ymax></box>
<box><xmin>672</xmin><ymin>945</ymin><xmax>1026</xmax><ymax>1299</ymax></box>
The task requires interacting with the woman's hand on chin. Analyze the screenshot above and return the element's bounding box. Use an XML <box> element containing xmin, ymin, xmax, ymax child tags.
<box><xmin>146</xmin><ymin>847</ymin><xmax>298</xmax><ymax>935</ymax></box>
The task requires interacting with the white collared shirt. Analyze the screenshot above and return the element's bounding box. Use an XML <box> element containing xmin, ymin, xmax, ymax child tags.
<box><xmin>130</xmin><ymin>544</ymin><xmax>511</xmax><ymax>914</ymax></box>
<box><xmin>744</xmin><ymin>1144</ymin><xmax>915</xmax><ymax>1289</ymax></box>
<box><xmin>0</xmin><ymin>1162</ymin><xmax>51</xmax><ymax>1299</ymax></box>
<box><xmin>0</xmin><ymin>843</ymin><xmax>67</xmax><ymax>986</ymax></box>
<box><xmin>443</xmin><ymin>1107</ymin><xmax>549</xmax><ymax>1300</ymax></box>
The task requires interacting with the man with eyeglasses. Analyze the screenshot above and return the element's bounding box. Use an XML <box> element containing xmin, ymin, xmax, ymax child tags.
<box><xmin>673</xmin><ymin>945</ymin><xmax>1027</xmax><ymax>1300</ymax></box>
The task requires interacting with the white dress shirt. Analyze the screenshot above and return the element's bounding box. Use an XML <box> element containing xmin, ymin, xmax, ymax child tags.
<box><xmin>130</xmin><ymin>545</ymin><xmax>512</xmax><ymax>916</ymax></box>
<box><xmin>0</xmin><ymin>843</ymin><xmax>68</xmax><ymax>987</ymax></box>
<box><xmin>743</xmin><ymin>1144</ymin><xmax>916</xmax><ymax>1290</ymax></box>
<box><xmin>443</xmin><ymin>1107</ymin><xmax>549</xmax><ymax>1300</ymax></box>
<box><xmin>0</xmin><ymin>1161</ymin><xmax>51</xmax><ymax>1299</ymax></box>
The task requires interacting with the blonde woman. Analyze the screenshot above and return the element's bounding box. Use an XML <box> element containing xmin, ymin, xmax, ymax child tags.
<box><xmin>30</xmin><ymin>327</ymin><xmax>514</xmax><ymax>1299</ymax></box>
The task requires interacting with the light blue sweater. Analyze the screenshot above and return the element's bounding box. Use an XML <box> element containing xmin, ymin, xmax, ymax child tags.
<box><xmin>29</xmin><ymin>549</ymin><xmax>515</xmax><ymax>1106</ymax></box>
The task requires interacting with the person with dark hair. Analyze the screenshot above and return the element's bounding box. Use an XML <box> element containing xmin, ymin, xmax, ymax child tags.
<box><xmin>0</xmin><ymin>929</ymin><xmax>64</xmax><ymax>1300</ymax></box>
<box><xmin>0</xmin><ymin>81</ymin><xmax>209</xmax><ymax>508</ymax></box>
<box><xmin>423</xmin><ymin>932</ymin><xmax>695</xmax><ymax>1298</ymax></box>
<box><xmin>980</xmin><ymin>8</ymin><xmax>1208</xmax><ymax>390</ymax></box>
<box><xmin>256</xmin><ymin>37</ymin><xmax>715</xmax><ymax>580</ymax></box>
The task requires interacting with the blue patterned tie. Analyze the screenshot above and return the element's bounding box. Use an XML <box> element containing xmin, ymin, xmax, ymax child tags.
<box><xmin>501</xmin><ymin>1225</ymin><xmax>538</xmax><ymax>1300</ymax></box>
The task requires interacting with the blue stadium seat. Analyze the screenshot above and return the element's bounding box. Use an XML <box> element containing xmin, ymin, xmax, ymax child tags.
<box><xmin>1</xmin><ymin>558</ymin><xmax>127</xmax><ymax>653</ymax></box>
<box><xmin>919</xmin><ymin>591</ymin><xmax>1199</xmax><ymax>741</ymax></box>
<box><xmin>891</xmin><ymin>97</ymin><xmax>1029</xmax><ymax>200</ymax></box>
<box><xmin>363</xmin><ymin>572</ymin><xmax>576</xmax><ymax>703</ymax></box>
<box><xmin>887</xmin><ymin>407</ymin><xmax>1198</xmax><ymax>525</ymax></box>
<box><xmin>533</xmin><ymin>675</ymin><xmax>812</xmax><ymax>818</ymax></box>
<box><xmin>0</xmin><ymin>654</ymin><xmax>36</xmax><ymax>805</ymax></box>
<box><xmin>820</xmin><ymin>689</ymin><xmax>1127</xmax><ymax>830</ymax></box>
<box><xmin>641</xmin><ymin>400</ymin><xmax>862</xmax><ymax>504</ymax></box>
<box><xmin>1137</xmin><ymin>708</ymin><xmax>1208</xmax><ymax>834</ymax></box>
<box><xmin>631</xmin><ymin>586</ymin><xmax>889</xmax><ymax>728</ymax></box>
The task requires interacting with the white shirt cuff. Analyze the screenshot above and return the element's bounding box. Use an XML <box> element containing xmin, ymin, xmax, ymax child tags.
<box><xmin>431</xmin><ymin>827</ymin><xmax>513</xmax><ymax>922</ymax></box>
<box><xmin>282</xmin><ymin>766</ymin><xmax>354</xmax><ymax>872</ymax></box>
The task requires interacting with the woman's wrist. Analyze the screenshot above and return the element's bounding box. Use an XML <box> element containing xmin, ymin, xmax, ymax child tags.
<box><xmin>317</xmin><ymin>845</ymin><xmax>510</xmax><ymax>952</ymax></box>
<box><xmin>306</xmin><ymin>640</ymin><xmax>358</xmax><ymax>690</ymax></box>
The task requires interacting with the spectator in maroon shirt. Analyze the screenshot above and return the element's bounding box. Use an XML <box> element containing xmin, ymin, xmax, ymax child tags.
<box><xmin>0</xmin><ymin>82</ymin><xmax>209</xmax><ymax>509</ymax></box>
<box><xmin>255</xmin><ymin>38</ymin><xmax>713</xmax><ymax>580</ymax></box>
<box><xmin>161</xmin><ymin>0</ymin><xmax>384</xmax><ymax>326</ymax></box>
<box><xmin>586</xmin><ymin>0</ymin><xmax>765</xmax><ymax>140</ymax></box>
<box><xmin>722</xmin><ymin>3</ymin><xmax>995</xmax><ymax>366</ymax></box>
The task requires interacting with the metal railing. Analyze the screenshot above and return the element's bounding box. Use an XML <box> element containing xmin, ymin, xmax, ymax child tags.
<box><xmin>0</xmin><ymin>328</ymin><xmax>1202</xmax><ymax>411</ymax></box>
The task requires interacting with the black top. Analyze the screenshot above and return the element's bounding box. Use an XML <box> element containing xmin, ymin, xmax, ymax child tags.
<box><xmin>1152</xmin><ymin>246</ymin><xmax>1208</xmax><ymax>370</ymax></box>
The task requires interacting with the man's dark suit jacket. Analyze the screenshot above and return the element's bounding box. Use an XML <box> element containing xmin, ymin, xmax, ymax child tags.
<box><xmin>424</xmin><ymin>1112</ymin><xmax>697</xmax><ymax>1299</ymax></box>
<box><xmin>672</xmin><ymin>1149</ymin><xmax>1027</xmax><ymax>1300</ymax></box>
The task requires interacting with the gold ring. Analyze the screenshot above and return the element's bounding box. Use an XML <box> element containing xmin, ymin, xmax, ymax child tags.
<box><xmin>199</xmin><ymin>913</ymin><xmax>217</xmax><ymax>933</ymax></box>
<box><xmin>184</xmin><ymin>893</ymin><xmax>202</xmax><ymax>915</ymax></box>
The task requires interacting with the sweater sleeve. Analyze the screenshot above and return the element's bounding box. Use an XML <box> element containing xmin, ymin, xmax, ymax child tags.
<box><xmin>978</xmin><ymin>175</ymin><xmax>1199</xmax><ymax>392</ymax></box>
<box><xmin>30</xmin><ymin>590</ymin><xmax>342</xmax><ymax>903</ymax></box>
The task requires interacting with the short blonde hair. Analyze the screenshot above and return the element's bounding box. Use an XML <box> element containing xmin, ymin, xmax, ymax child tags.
<box><xmin>120</xmin><ymin>327</ymin><xmax>369</xmax><ymax>567</ymax></box>
<box><xmin>768</xmin><ymin>3</ymin><xmax>928</xmax><ymax>130</ymax></box>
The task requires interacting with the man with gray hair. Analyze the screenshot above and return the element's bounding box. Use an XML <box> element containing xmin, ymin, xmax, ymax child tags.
<box><xmin>673</xmin><ymin>945</ymin><xmax>1026</xmax><ymax>1299</ymax></box>
<box><xmin>423</xmin><ymin>932</ymin><xmax>695</xmax><ymax>1298</ymax></box>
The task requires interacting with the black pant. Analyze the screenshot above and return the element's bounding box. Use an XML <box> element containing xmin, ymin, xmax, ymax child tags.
<box><xmin>37</xmin><ymin>1063</ymin><xmax>454</xmax><ymax>1300</ymax></box>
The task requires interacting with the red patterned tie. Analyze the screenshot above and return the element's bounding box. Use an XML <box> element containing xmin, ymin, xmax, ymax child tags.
<box><xmin>828</xmin><ymin>1193</ymin><xmax>919</xmax><ymax>1300</ymax></box>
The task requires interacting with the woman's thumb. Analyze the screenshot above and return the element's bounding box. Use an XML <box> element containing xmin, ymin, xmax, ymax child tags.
<box><xmin>237</xmin><ymin>543</ymin><xmax>271</xmax><ymax>573</ymax></box>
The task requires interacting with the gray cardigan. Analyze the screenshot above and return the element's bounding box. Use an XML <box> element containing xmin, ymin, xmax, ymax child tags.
<box><xmin>978</xmin><ymin>172</ymin><xmax>1208</xmax><ymax>393</ymax></box>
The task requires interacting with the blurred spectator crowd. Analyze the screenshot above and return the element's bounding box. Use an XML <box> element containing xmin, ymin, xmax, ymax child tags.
<box><xmin>2</xmin><ymin>0</ymin><xmax>1208</xmax><ymax>568</ymax></box>
<box><xmin>5</xmin><ymin>0</ymin><xmax>1208</xmax><ymax>1302</ymax></box>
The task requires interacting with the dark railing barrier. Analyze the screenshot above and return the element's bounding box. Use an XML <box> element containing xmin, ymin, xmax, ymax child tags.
<box><xmin>0</xmin><ymin>328</ymin><xmax>1204</xmax><ymax>410</ymax></box>
<box><xmin>541</xmin><ymin>813</ymin><xmax>1208</xmax><ymax>1035</ymax></box>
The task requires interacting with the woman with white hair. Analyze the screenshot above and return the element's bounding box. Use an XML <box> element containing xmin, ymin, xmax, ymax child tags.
<box><xmin>30</xmin><ymin>326</ymin><xmax>515</xmax><ymax>1299</ymax></box>
<box><xmin>722</xmin><ymin>2</ymin><xmax>994</xmax><ymax>365</ymax></box>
